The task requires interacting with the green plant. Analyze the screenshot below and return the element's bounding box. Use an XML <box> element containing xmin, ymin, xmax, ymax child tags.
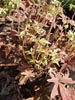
<box><xmin>0</xmin><ymin>0</ymin><xmax>22</xmax><ymax>16</ymax></box>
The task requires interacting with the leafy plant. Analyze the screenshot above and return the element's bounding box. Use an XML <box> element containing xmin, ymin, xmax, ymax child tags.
<box><xmin>0</xmin><ymin>0</ymin><xmax>22</xmax><ymax>16</ymax></box>
<box><xmin>61</xmin><ymin>0</ymin><xmax>75</xmax><ymax>9</ymax></box>
<box><xmin>0</xmin><ymin>0</ymin><xmax>75</xmax><ymax>100</ymax></box>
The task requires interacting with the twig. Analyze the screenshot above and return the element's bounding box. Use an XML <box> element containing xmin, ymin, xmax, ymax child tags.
<box><xmin>72</xmin><ymin>11</ymin><xmax>75</xmax><ymax>20</ymax></box>
<box><xmin>0</xmin><ymin>63</ymin><xmax>19</xmax><ymax>67</ymax></box>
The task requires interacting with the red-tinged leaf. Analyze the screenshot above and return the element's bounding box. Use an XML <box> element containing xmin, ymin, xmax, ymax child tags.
<box><xmin>47</xmin><ymin>70</ymin><xmax>75</xmax><ymax>99</ymax></box>
<box><xmin>68</xmin><ymin>65</ymin><xmax>75</xmax><ymax>72</ymax></box>
<box><xmin>65</xmin><ymin>53</ymin><xmax>75</xmax><ymax>71</ymax></box>
<box><xmin>59</xmin><ymin>83</ymin><xmax>72</xmax><ymax>100</ymax></box>
<box><xmin>51</xmin><ymin>81</ymin><xmax>59</xmax><ymax>99</ymax></box>
<box><xmin>68</xmin><ymin>55</ymin><xmax>75</xmax><ymax>71</ymax></box>
<box><xmin>19</xmin><ymin>70</ymin><xmax>35</xmax><ymax>85</ymax></box>
<box><xmin>69</xmin><ymin>88</ymin><xmax>75</xmax><ymax>100</ymax></box>
<box><xmin>5</xmin><ymin>48</ymin><xmax>11</xmax><ymax>58</ymax></box>
<box><xmin>60</xmin><ymin>72</ymin><xmax>75</xmax><ymax>84</ymax></box>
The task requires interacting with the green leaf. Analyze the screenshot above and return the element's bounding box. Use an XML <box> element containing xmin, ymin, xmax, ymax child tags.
<box><xmin>0</xmin><ymin>8</ymin><xmax>8</xmax><ymax>15</ymax></box>
<box><xmin>49</xmin><ymin>49</ymin><xmax>60</xmax><ymax>66</ymax></box>
<box><xmin>67</xmin><ymin>30</ymin><xmax>75</xmax><ymax>41</ymax></box>
<box><xmin>70</xmin><ymin>4</ymin><xmax>75</xmax><ymax>10</ymax></box>
<box><xmin>19</xmin><ymin>31</ymin><xmax>25</xmax><ymax>38</ymax></box>
<box><xmin>39</xmin><ymin>38</ymin><xmax>50</xmax><ymax>45</ymax></box>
